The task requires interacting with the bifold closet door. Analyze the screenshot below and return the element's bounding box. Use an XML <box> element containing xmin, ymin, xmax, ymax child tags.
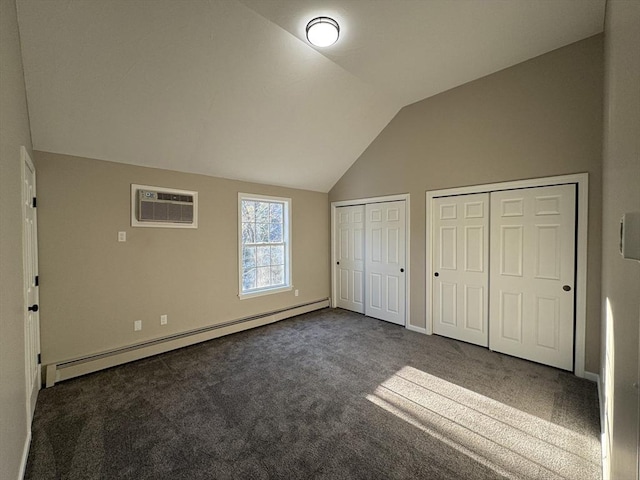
<box><xmin>489</xmin><ymin>185</ymin><xmax>576</xmax><ymax>370</ymax></box>
<box><xmin>365</xmin><ymin>201</ymin><xmax>406</xmax><ymax>325</ymax></box>
<box><xmin>335</xmin><ymin>205</ymin><xmax>365</xmax><ymax>313</ymax></box>
<box><xmin>432</xmin><ymin>193</ymin><xmax>489</xmax><ymax>346</ymax></box>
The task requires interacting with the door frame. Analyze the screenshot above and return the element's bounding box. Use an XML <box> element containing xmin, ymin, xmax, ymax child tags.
<box><xmin>426</xmin><ymin>173</ymin><xmax>589</xmax><ymax>377</ymax></box>
<box><xmin>331</xmin><ymin>193</ymin><xmax>411</xmax><ymax>329</ymax></box>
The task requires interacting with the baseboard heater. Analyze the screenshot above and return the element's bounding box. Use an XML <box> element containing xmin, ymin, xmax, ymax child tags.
<box><xmin>45</xmin><ymin>299</ymin><xmax>329</xmax><ymax>387</ymax></box>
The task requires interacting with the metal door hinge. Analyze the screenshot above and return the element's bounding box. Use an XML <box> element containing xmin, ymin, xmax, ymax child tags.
<box><xmin>37</xmin><ymin>353</ymin><xmax>41</xmax><ymax>364</ymax></box>
<box><xmin>35</xmin><ymin>275</ymin><xmax>39</xmax><ymax>287</ymax></box>
<box><xmin>32</xmin><ymin>197</ymin><xmax>37</xmax><ymax>208</ymax></box>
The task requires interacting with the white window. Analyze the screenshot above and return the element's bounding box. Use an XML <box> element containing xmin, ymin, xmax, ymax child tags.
<box><xmin>238</xmin><ymin>193</ymin><xmax>291</xmax><ymax>298</ymax></box>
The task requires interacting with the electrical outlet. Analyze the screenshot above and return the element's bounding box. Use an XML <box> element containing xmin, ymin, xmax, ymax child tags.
<box><xmin>294</xmin><ymin>289</ymin><xmax>299</xmax><ymax>297</ymax></box>
<box><xmin>160</xmin><ymin>314</ymin><xmax>168</xmax><ymax>325</ymax></box>
<box><xmin>118</xmin><ymin>231</ymin><xmax>126</xmax><ymax>242</ymax></box>
<box><xmin>134</xmin><ymin>320</ymin><xmax>142</xmax><ymax>331</ymax></box>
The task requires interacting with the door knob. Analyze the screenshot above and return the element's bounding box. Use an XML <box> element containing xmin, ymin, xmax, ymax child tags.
<box><xmin>434</xmin><ymin>272</ymin><xmax>439</xmax><ymax>277</ymax></box>
<box><xmin>400</xmin><ymin>268</ymin><xmax>404</xmax><ymax>273</ymax></box>
<box><xmin>337</xmin><ymin>261</ymin><xmax>340</xmax><ymax>265</ymax></box>
<box><xmin>563</xmin><ymin>285</ymin><xmax>571</xmax><ymax>292</ymax></box>
<box><xmin>28</xmin><ymin>304</ymin><xmax>39</xmax><ymax>312</ymax></box>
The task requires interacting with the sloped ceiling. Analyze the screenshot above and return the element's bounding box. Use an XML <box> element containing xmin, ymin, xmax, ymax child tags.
<box><xmin>16</xmin><ymin>0</ymin><xmax>605</xmax><ymax>192</ymax></box>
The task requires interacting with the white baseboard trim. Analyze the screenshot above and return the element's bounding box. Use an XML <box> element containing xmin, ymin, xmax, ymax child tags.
<box><xmin>45</xmin><ymin>299</ymin><xmax>329</xmax><ymax>387</ymax></box>
<box><xmin>583</xmin><ymin>371</ymin><xmax>599</xmax><ymax>383</ymax></box>
<box><xmin>579</xmin><ymin>370</ymin><xmax>606</xmax><ymax>480</ymax></box>
<box><xmin>18</xmin><ymin>430</ymin><xmax>31</xmax><ymax>480</ymax></box>
<box><xmin>585</xmin><ymin>371</ymin><xmax>604</xmax><ymax>432</ymax></box>
<box><xmin>406</xmin><ymin>324</ymin><xmax>428</xmax><ymax>334</ymax></box>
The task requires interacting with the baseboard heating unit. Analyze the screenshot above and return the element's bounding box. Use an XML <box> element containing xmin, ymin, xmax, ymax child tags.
<box><xmin>45</xmin><ymin>299</ymin><xmax>329</xmax><ymax>387</ymax></box>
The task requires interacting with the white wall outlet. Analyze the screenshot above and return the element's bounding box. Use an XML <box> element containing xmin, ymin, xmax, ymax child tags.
<box><xmin>160</xmin><ymin>314</ymin><xmax>168</xmax><ymax>325</ymax></box>
<box><xmin>118</xmin><ymin>231</ymin><xmax>126</xmax><ymax>242</ymax></box>
<box><xmin>294</xmin><ymin>289</ymin><xmax>299</xmax><ymax>297</ymax></box>
<box><xmin>134</xmin><ymin>320</ymin><xmax>142</xmax><ymax>331</ymax></box>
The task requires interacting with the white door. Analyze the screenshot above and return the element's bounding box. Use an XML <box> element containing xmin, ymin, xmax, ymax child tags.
<box><xmin>335</xmin><ymin>205</ymin><xmax>365</xmax><ymax>313</ymax></box>
<box><xmin>489</xmin><ymin>184</ymin><xmax>576</xmax><ymax>370</ymax></box>
<box><xmin>365</xmin><ymin>201</ymin><xmax>406</xmax><ymax>325</ymax></box>
<box><xmin>22</xmin><ymin>148</ymin><xmax>41</xmax><ymax>420</ymax></box>
<box><xmin>432</xmin><ymin>193</ymin><xmax>489</xmax><ymax>346</ymax></box>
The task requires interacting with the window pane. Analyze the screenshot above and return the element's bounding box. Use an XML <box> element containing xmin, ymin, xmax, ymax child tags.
<box><xmin>242</xmin><ymin>268</ymin><xmax>256</xmax><ymax>291</ymax></box>
<box><xmin>270</xmin><ymin>245</ymin><xmax>284</xmax><ymax>265</ymax></box>
<box><xmin>242</xmin><ymin>246</ymin><xmax>256</xmax><ymax>270</ymax></box>
<box><xmin>255</xmin><ymin>202</ymin><xmax>269</xmax><ymax>223</ymax></box>
<box><xmin>256</xmin><ymin>267</ymin><xmax>271</xmax><ymax>288</ymax></box>
<box><xmin>270</xmin><ymin>203</ymin><xmax>283</xmax><ymax>223</ymax></box>
<box><xmin>239</xmin><ymin>195</ymin><xmax>291</xmax><ymax>297</ymax></box>
<box><xmin>241</xmin><ymin>201</ymin><xmax>255</xmax><ymax>223</ymax></box>
<box><xmin>256</xmin><ymin>223</ymin><xmax>269</xmax><ymax>243</ymax></box>
<box><xmin>242</xmin><ymin>222</ymin><xmax>255</xmax><ymax>244</ymax></box>
<box><xmin>271</xmin><ymin>265</ymin><xmax>284</xmax><ymax>285</ymax></box>
<box><xmin>256</xmin><ymin>246</ymin><xmax>271</xmax><ymax>266</ymax></box>
<box><xmin>269</xmin><ymin>223</ymin><xmax>283</xmax><ymax>243</ymax></box>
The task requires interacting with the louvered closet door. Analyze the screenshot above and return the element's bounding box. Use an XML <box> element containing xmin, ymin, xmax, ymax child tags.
<box><xmin>365</xmin><ymin>201</ymin><xmax>406</xmax><ymax>325</ymax></box>
<box><xmin>489</xmin><ymin>185</ymin><xmax>576</xmax><ymax>370</ymax></box>
<box><xmin>432</xmin><ymin>194</ymin><xmax>489</xmax><ymax>346</ymax></box>
<box><xmin>335</xmin><ymin>205</ymin><xmax>365</xmax><ymax>313</ymax></box>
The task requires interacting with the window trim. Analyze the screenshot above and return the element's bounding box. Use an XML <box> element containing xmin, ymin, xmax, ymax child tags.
<box><xmin>238</xmin><ymin>192</ymin><xmax>292</xmax><ymax>299</ymax></box>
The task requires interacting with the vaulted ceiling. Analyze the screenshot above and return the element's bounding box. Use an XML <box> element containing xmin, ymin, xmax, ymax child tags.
<box><xmin>16</xmin><ymin>0</ymin><xmax>605</xmax><ymax>192</ymax></box>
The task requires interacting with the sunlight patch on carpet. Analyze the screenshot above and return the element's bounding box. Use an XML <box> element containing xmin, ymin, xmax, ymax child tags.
<box><xmin>366</xmin><ymin>366</ymin><xmax>600</xmax><ymax>480</ymax></box>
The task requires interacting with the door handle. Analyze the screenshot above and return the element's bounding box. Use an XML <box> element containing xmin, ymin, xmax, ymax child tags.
<box><xmin>563</xmin><ymin>285</ymin><xmax>571</xmax><ymax>292</ymax></box>
<box><xmin>28</xmin><ymin>304</ymin><xmax>39</xmax><ymax>312</ymax></box>
<box><xmin>434</xmin><ymin>272</ymin><xmax>439</xmax><ymax>277</ymax></box>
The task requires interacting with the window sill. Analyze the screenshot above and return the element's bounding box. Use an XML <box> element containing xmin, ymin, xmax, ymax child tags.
<box><xmin>239</xmin><ymin>285</ymin><xmax>292</xmax><ymax>300</ymax></box>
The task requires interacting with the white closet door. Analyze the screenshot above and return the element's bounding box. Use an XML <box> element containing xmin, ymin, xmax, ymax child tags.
<box><xmin>489</xmin><ymin>184</ymin><xmax>576</xmax><ymax>370</ymax></box>
<box><xmin>335</xmin><ymin>205</ymin><xmax>365</xmax><ymax>313</ymax></box>
<box><xmin>365</xmin><ymin>201</ymin><xmax>406</xmax><ymax>325</ymax></box>
<box><xmin>432</xmin><ymin>193</ymin><xmax>489</xmax><ymax>346</ymax></box>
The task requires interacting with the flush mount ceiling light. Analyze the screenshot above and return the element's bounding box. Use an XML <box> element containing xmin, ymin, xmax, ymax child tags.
<box><xmin>306</xmin><ymin>17</ymin><xmax>340</xmax><ymax>47</ymax></box>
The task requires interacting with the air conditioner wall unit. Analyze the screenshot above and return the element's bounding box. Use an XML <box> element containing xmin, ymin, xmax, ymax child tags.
<box><xmin>131</xmin><ymin>184</ymin><xmax>198</xmax><ymax>228</ymax></box>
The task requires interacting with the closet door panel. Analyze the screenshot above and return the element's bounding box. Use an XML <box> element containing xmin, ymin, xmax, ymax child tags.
<box><xmin>365</xmin><ymin>201</ymin><xmax>406</xmax><ymax>325</ymax></box>
<box><xmin>432</xmin><ymin>193</ymin><xmax>489</xmax><ymax>346</ymax></box>
<box><xmin>489</xmin><ymin>185</ymin><xmax>576</xmax><ymax>370</ymax></box>
<box><xmin>335</xmin><ymin>205</ymin><xmax>365</xmax><ymax>313</ymax></box>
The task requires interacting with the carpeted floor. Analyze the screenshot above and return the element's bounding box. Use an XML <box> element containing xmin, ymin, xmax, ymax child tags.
<box><xmin>25</xmin><ymin>308</ymin><xmax>601</xmax><ymax>480</ymax></box>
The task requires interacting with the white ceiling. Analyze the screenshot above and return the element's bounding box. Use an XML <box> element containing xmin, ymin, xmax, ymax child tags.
<box><xmin>16</xmin><ymin>0</ymin><xmax>605</xmax><ymax>192</ymax></box>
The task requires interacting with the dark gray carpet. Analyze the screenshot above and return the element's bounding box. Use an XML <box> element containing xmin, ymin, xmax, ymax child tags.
<box><xmin>25</xmin><ymin>308</ymin><xmax>601</xmax><ymax>479</ymax></box>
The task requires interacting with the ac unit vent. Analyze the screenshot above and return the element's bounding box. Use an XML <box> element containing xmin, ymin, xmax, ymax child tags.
<box><xmin>131</xmin><ymin>185</ymin><xmax>198</xmax><ymax>229</ymax></box>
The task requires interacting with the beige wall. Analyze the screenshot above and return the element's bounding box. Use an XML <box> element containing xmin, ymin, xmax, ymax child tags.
<box><xmin>0</xmin><ymin>0</ymin><xmax>33</xmax><ymax>478</ymax></box>
<box><xmin>34</xmin><ymin>152</ymin><xmax>329</xmax><ymax>364</ymax></box>
<box><xmin>330</xmin><ymin>35</ymin><xmax>604</xmax><ymax>373</ymax></box>
<box><xmin>601</xmin><ymin>2</ymin><xmax>640</xmax><ymax>478</ymax></box>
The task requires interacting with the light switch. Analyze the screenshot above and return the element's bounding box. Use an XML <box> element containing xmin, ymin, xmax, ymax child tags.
<box><xmin>118</xmin><ymin>231</ymin><xmax>126</xmax><ymax>242</ymax></box>
<box><xmin>620</xmin><ymin>212</ymin><xmax>640</xmax><ymax>261</ymax></box>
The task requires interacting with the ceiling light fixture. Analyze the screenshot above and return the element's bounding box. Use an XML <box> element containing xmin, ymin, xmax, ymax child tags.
<box><xmin>306</xmin><ymin>17</ymin><xmax>340</xmax><ymax>47</ymax></box>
